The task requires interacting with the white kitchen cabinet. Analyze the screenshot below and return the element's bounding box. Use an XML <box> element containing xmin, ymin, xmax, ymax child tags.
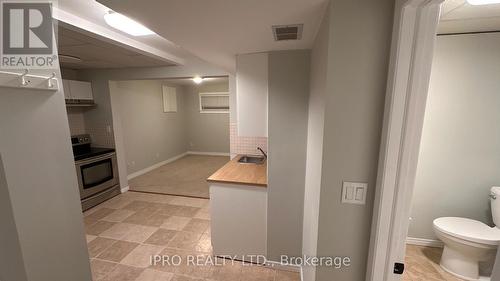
<box><xmin>63</xmin><ymin>79</ymin><xmax>93</xmax><ymax>100</ymax></box>
<box><xmin>68</xmin><ymin>80</ymin><xmax>93</xmax><ymax>100</ymax></box>
<box><xmin>209</xmin><ymin>183</ymin><xmax>267</xmax><ymax>261</ymax></box>
<box><xmin>236</xmin><ymin>53</ymin><xmax>268</xmax><ymax>137</ymax></box>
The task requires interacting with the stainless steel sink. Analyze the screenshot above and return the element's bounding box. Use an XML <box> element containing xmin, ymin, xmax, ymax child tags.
<box><xmin>238</xmin><ymin>155</ymin><xmax>265</xmax><ymax>164</ymax></box>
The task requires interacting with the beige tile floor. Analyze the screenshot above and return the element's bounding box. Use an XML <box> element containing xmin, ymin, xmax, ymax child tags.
<box><xmin>403</xmin><ymin>245</ymin><xmax>463</xmax><ymax>281</ymax></box>
<box><xmin>84</xmin><ymin>191</ymin><xmax>301</xmax><ymax>281</ymax></box>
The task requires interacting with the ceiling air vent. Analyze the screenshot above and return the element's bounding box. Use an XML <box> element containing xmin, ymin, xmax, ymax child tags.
<box><xmin>272</xmin><ymin>24</ymin><xmax>303</xmax><ymax>41</ymax></box>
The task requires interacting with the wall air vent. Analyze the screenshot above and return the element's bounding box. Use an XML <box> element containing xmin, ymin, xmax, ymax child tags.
<box><xmin>272</xmin><ymin>24</ymin><xmax>303</xmax><ymax>41</ymax></box>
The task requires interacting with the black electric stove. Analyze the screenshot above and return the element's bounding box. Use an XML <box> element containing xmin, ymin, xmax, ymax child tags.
<box><xmin>71</xmin><ymin>134</ymin><xmax>115</xmax><ymax>161</ymax></box>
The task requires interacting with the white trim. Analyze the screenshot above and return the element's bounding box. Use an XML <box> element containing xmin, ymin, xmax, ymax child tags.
<box><xmin>186</xmin><ymin>151</ymin><xmax>230</xmax><ymax>157</ymax></box>
<box><xmin>406</xmin><ymin>237</ymin><xmax>443</xmax><ymax>248</ymax></box>
<box><xmin>265</xmin><ymin>260</ymin><xmax>302</xmax><ymax>273</ymax></box>
<box><xmin>126</xmin><ymin>152</ymin><xmax>187</xmax><ymax>180</ymax></box>
<box><xmin>366</xmin><ymin>1</ymin><xmax>444</xmax><ymax>281</ymax></box>
<box><xmin>120</xmin><ymin>185</ymin><xmax>129</xmax><ymax>193</ymax></box>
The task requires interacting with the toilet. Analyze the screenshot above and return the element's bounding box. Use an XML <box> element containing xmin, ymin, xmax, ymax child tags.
<box><xmin>433</xmin><ymin>186</ymin><xmax>500</xmax><ymax>281</ymax></box>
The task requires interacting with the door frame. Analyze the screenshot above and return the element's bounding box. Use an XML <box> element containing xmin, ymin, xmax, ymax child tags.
<box><xmin>366</xmin><ymin>0</ymin><xmax>443</xmax><ymax>281</ymax></box>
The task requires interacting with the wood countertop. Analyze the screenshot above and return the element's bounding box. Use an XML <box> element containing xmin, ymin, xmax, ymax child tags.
<box><xmin>207</xmin><ymin>155</ymin><xmax>267</xmax><ymax>187</ymax></box>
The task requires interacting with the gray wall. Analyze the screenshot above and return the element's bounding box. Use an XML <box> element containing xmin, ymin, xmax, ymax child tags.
<box><xmin>313</xmin><ymin>0</ymin><xmax>394</xmax><ymax>280</ymax></box>
<box><xmin>408</xmin><ymin>33</ymin><xmax>500</xmax><ymax>240</ymax></box>
<box><xmin>109</xmin><ymin>80</ymin><xmax>188</xmax><ymax>175</ymax></box>
<box><xmin>0</xmin><ymin>68</ymin><xmax>92</xmax><ymax>280</ymax></box>
<box><xmin>267</xmin><ymin>50</ymin><xmax>310</xmax><ymax>260</ymax></box>
<box><xmin>0</xmin><ymin>156</ymin><xmax>28</xmax><ymax>281</ymax></box>
<box><xmin>109</xmin><ymin>79</ymin><xmax>230</xmax><ymax>176</ymax></box>
<box><xmin>302</xmin><ymin>6</ymin><xmax>329</xmax><ymax>281</ymax></box>
<box><xmin>184</xmin><ymin>82</ymin><xmax>230</xmax><ymax>153</ymax></box>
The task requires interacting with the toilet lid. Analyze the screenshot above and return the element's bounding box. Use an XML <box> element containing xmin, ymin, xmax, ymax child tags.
<box><xmin>433</xmin><ymin>217</ymin><xmax>500</xmax><ymax>246</ymax></box>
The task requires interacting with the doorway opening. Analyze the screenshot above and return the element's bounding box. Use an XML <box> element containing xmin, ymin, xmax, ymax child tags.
<box><xmin>109</xmin><ymin>77</ymin><xmax>230</xmax><ymax>199</ymax></box>
<box><xmin>368</xmin><ymin>0</ymin><xmax>500</xmax><ymax>280</ymax></box>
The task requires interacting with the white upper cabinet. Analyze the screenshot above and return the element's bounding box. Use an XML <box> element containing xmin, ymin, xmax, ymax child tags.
<box><xmin>63</xmin><ymin>79</ymin><xmax>93</xmax><ymax>100</ymax></box>
<box><xmin>236</xmin><ymin>53</ymin><xmax>268</xmax><ymax>137</ymax></box>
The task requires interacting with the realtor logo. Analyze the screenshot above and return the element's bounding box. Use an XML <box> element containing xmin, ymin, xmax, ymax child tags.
<box><xmin>1</xmin><ymin>1</ymin><xmax>57</xmax><ymax>69</ymax></box>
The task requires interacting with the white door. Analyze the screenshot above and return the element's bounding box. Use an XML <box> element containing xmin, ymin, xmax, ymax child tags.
<box><xmin>366</xmin><ymin>1</ymin><xmax>443</xmax><ymax>281</ymax></box>
<box><xmin>68</xmin><ymin>80</ymin><xmax>93</xmax><ymax>100</ymax></box>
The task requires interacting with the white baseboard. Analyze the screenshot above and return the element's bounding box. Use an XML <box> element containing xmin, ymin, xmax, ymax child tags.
<box><xmin>186</xmin><ymin>151</ymin><xmax>230</xmax><ymax>157</ymax></box>
<box><xmin>127</xmin><ymin>152</ymin><xmax>188</xmax><ymax>180</ymax></box>
<box><xmin>120</xmin><ymin>185</ymin><xmax>129</xmax><ymax>193</ymax></box>
<box><xmin>265</xmin><ymin>260</ymin><xmax>302</xmax><ymax>273</ymax></box>
<box><xmin>406</xmin><ymin>237</ymin><xmax>443</xmax><ymax>248</ymax></box>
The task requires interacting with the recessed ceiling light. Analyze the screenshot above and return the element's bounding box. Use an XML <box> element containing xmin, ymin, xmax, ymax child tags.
<box><xmin>466</xmin><ymin>0</ymin><xmax>500</xmax><ymax>5</ymax></box>
<box><xmin>192</xmin><ymin>76</ymin><xmax>204</xmax><ymax>84</ymax></box>
<box><xmin>104</xmin><ymin>11</ymin><xmax>155</xmax><ymax>36</ymax></box>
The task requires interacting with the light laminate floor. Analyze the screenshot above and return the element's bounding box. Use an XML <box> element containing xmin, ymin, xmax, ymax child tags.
<box><xmin>84</xmin><ymin>191</ymin><xmax>300</xmax><ymax>281</ymax></box>
<box><xmin>129</xmin><ymin>155</ymin><xmax>229</xmax><ymax>199</ymax></box>
<box><xmin>403</xmin><ymin>245</ymin><xmax>463</xmax><ymax>281</ymax></box>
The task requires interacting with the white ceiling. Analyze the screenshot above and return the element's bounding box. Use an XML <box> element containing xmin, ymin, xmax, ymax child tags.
<box><xmin>57</xmin><ymin>26</ymin><xmax>175</xmax><ymax>69</ymax></box>
<box><xmin>97</xmin><ymin>0</ymin><xmax>329</xmax><ymax>72</ymax></box>
<box><xmin>439</xmin><ymin>0</ymin><xmax>500</xmax><ymax>33</ymax></box>
<box><xmin>57</xmin><ymin>0</ymin><xmax>222</xmax><ymax>69</ymax></box>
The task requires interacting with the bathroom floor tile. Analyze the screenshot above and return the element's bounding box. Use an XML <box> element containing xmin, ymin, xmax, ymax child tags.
<box><xmin>120</xmin><ymin>244</ymin><xmax>164</xmax><ymax>268</ymax></box>
<box><xmin>135</xmin><ymin>268</ymin><xmax>174</xmax><ymax>281</ymax></box>
<box><xmin>86</xmin><ymin>221</ymin><xmax>117</xmax><ymax>236</ymax></box>
<box><xmin>101</xmin><ymin>209</ymin><xmax>135</xmax><ymax>222</ymax></box>
<box><xmin>144</xmin><ymin>229</ymin><xmax>178</xmax><ymax>246</ymax></box>
<box><xmin>182</xmin><ymin>219</ymin><xmax>210</xmax><ymax>234</ymax></box>
<box><xmin>90</xmin><ymin>259</ymin><xmax>117</xmax><ymax>281</ymax></box>
<box><xmin>403</xmin><ymin>245</ymin><xmax>463</xmax><ymax>281</ymax></box>
<box><xmin>161</xmin><ymin>216</ymin><xmax>191</xmax><ymax>230</ymax></box>
<box><xmin>101</xmin><ymin>264</ymin><xmax>144</xmax><ymax>281</ymax></box>
<box><xmin>97</xmin><ymin>240</ymin><xmax>139</xmax><ymax>263</ymax></box>
<box><xmin>84</xmin><ymin>192</ymin><xmax>303</xmax><ymax>281</ymax></box>
<box><xmin>87</xmin><ymin>237</ymin><xmax>117</xmax><ymax>258</ymax></box>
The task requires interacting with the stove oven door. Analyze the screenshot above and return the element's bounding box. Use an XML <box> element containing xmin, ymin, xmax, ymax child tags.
<box><xmin>75</xmin><ymin>152</ymin><xmax>118</xmax><ymax>199</ymax></box>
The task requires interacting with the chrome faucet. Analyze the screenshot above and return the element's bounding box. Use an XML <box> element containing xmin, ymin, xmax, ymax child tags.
<box><xmin>257</xmin><ymin>147</ymin><xmax>267</xmax><ymax>159</ymax></box>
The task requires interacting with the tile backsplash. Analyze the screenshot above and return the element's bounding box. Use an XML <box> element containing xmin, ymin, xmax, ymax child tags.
<box><xmin>66</xmin><ymin>107</ymin><xmax>115</xmax><ymax>147</ymax></box>
<box><xmin>230</xmin><ymin>123</ymin><xmax>267</xmax><ymax>156</ymax></box>
<box><xmin>67</xmin><ymin>108</ymin><xmax>86</xmax><ymax>135</ymax></box>
<box><xmin>86</xmin><ymin>124</ymin><xmax>115</xmax><ymax>147</ymax></box>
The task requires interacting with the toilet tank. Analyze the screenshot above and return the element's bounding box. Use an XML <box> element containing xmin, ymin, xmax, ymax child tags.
<box><xmin>491</xmin><ymin>187</ymin><xmax>500</xmax><ymax>228</ymax></box>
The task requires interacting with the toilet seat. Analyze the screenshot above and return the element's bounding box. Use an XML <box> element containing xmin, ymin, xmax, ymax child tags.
<box><xmin>434</xmin><ymin>217</ymin><xmax>500</xmax><ymax>246</ymax></box>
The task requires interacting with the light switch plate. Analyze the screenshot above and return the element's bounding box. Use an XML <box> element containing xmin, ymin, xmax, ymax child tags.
<box><xmin>342</xmin><ymin>182</ymin><xmax>367</xmax><ymax>205</ymax></box>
